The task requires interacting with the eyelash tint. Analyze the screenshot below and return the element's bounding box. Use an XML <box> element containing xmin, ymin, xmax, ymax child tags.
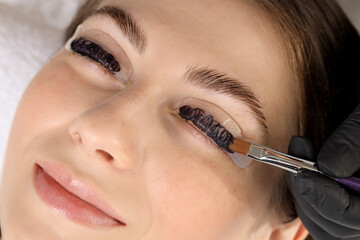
<box><xmin>70</xmin><ymin>37</ymin><xmax>121</xmax><ymax>74</ymax></box>
<box><xmin>179</xmin><ymin>105</ymin><xmax>234</xmax><ymax>153</ymax></box>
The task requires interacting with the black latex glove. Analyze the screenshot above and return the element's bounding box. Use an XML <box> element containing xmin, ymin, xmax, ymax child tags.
<box><xmin>288</xmin><ymin>104</ymin><xmax>360</xmax><ymax>240</ymax></box>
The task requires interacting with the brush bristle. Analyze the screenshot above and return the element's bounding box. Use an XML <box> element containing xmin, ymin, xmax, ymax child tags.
<box><xmin>229</xmin><ymin>138</ymin><xmax>251</xmax><ymax>155</ymax></box>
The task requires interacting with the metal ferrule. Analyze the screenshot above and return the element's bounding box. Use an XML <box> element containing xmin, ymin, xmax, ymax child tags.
<box><xmin>247</xmin><ymin>143</ymin><xmax>319</xmax><ymax>174</ymax></box>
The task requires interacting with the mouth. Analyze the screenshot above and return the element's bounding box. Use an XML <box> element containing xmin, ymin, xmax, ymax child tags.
<box><xmin>33</xmin><ymin>161</ymin><xmax>126</xmax><ymax>228</ymax></box>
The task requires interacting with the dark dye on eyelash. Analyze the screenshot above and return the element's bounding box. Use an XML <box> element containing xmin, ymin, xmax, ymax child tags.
<box><xmin>70</xmin><ymin>37</ymin><xmax>121</xmax><ymax>74</ymax></box>
<box><xmin>179</xmin><ymin>105</ymin><xmax>234</xmax><ymax>153</ymax></box>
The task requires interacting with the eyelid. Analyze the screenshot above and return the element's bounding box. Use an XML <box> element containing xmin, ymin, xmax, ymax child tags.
<box><xmin>177</xmin><ymin>100</ymin><xmax>252</xmax><ymax>168</ymax></box>
<box><xmin>65</xmin><ymin>25</ymin><xmax>133</xmax><ymax>83</ymax></box>
<box><xmin>181</xmin><ymin>98</ymin><xmax>242</xmax><ymax>138</ymax></box>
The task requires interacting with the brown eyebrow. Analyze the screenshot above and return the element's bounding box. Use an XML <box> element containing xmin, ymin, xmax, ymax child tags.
<box><xmin>88</xmin><ymin>6</ymin><xmax>147</xmax><ymax>54</ymax></box>
<box><xmin>183</xmin><ymin>66</ymin><xmax>269</xmax><ymax>142</ymax></box>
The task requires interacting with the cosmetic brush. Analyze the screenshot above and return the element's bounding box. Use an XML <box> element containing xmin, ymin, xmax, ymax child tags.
<box><xmin>227</xmin><ymin>138</ymin><xmax>360</xmax><ymax>195</ymax></box>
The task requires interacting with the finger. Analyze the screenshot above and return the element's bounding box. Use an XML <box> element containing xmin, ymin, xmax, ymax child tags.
<box><xmin>296</xmin><ymin>205</ymin><xmax>360</xmax><ymax>240</ymax></box>
<box><xmin>288</xmin><ymin>136</ymin><xmax>317</xmax><ymax>161</ymax></box>
<box><xmin>293</xmin><ymin>170</ymin><xmax>360</xmax><ymax>229</ymax></box>
<box><xmin>294</xmin><ymin>201</ymin><xmax>338</xmax><ymax>240</ymax></box>
<box><xmin>295</xmin><ymin>192</ymin><xmax>360</xmax><ymax>238</ymax></box>
<box><xmin>290</xmin><ymin>172</ymin><xmax>360</xmax><ymax>238</ymax></box>
<box><xmin>318</xmin><ymin>103</ymin><xmax>360</xmax><ymax>178</ymax></box>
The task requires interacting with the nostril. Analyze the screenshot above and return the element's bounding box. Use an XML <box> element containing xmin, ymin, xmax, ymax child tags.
<box><xmin>96</xmin><ymin>149</ymin><xmax>114</xmax><ymax>161</ymax></box>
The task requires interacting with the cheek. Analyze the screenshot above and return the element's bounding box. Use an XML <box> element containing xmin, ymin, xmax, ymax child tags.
<box><xmin>142</xmin><ymin>145</ymin><xmax>269</xmax><ymax>239</ymax></box>
<box><xmin>7</xmin><ymin>58</ymin><xmax>111</xmax><ymax>151</ymax></box>
<box><xmin>9</xmin><ymin>63</ymin><xmax>72</xmax><ymax>146</ymax></box>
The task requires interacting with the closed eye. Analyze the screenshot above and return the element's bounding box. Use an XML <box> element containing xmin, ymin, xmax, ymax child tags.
<box><xmin>178</xmin><ymin>105</ymin><xmax>234</xmax><ymax>153</ymax></box>
<box><xmin>70</xmin><ymin>37</ymin><xmax>121</xmax><ymax>75</ymax></box>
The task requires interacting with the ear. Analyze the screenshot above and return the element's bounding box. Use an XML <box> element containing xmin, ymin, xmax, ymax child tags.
<box><xmin>269</xmin><ymin>218</ymin><xmax>308</xmax><ymax>240</ymax></box>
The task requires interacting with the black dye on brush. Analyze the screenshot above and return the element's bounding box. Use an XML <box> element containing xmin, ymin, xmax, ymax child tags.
<box><xmin>70</xmin><ymin>37</ymin><xmax>121</xmax><ymax>74</ymax></box>
<box><xmin>179</xmin><ymin>105</ymin><xmax>234</xmax><ymax>153</ymax></box>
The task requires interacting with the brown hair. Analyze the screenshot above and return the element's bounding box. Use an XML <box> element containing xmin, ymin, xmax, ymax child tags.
<box><xmin>249</xmin><ymin>0</ymin><xmax>360</xmax><ymax>227</ymax></box>
<box><xmin>250</xmin><ymin>0</ymin><xmax>360</xmax><ymax>148</ymax></box>
<box><xmin>64</xmin><ymin>0</ymin><xmax>360</xmax><ymax>238</ymax></box>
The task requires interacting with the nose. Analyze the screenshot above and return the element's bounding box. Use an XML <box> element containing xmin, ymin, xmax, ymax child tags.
<box><xmin>68</xmin><ymin>92</ymin><xmax>150</xmax><ymax>170</ymax></box>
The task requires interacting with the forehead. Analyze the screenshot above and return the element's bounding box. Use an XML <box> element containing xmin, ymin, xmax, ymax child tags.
<box><xmin>99</xmin><ymin>0</ymin><xmax>289</xmax><ymax>90</ymax></box>
<box><xmin>100</xmin><ymin>0</ymin><xmax>282</xmax><ymax>61</ymax></box>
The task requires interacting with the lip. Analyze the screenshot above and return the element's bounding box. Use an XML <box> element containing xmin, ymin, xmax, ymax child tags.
<box><xmin>33</xmin><ymin>160</ymin><xmax>126</xmax><ymax>228</ymax></box>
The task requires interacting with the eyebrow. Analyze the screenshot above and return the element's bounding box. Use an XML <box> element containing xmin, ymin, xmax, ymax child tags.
<box><xmin>88</xmin><ymin>6</ymin><xmax>147</xmax><ymax>53</ymax></box>
<box><xmin>183</xmin><ymin>66</ymin><xmax>269</xmax><ymax>141</ymax></box>
<box><xmin>86</xmin><ymin>6</ymin><xmax>268</xmax><ymax>141</ymax></box>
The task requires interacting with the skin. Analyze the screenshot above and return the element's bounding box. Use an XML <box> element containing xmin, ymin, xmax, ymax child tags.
<box><xmin>0</xmin><ymin>0</ymin><xmax>307</xmax><ymax>239</ymax></box>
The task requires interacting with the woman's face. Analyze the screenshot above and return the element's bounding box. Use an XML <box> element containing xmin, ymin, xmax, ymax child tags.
<box><xmin>0</xmin><ymin>0</ymin><xmax>299</xmax><ymax>239</ymax></box>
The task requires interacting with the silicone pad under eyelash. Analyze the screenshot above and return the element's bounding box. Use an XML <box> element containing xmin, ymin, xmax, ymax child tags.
<box><xmin>181</xmin><ymin>98</ymin><xmax>242</xmax><ymax>138</ymax></box>
<box><xmin>179</xmin><ymin>105</ymin><xmax>234</xmax><ymax>153</ymax></box>
<box><xmin>70</xmin><ymin>37</ymin><xmax>121</xmax><ymax>74</ymax></box>
<box><xmin>178</xmin><ymin>105</ymin><xmax>253</xmax><ymax>168</ymax></box>
<box><xmin>65</xmin><ymin>25</ymin><xmax>134</xmax><ymax>84</ymax></box>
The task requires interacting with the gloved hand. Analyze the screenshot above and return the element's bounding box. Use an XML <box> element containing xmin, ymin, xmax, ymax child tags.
<box><xmin>288</xmin><ymin>103</ymin><xmax>360</xmax><ymax>240</ymax></box>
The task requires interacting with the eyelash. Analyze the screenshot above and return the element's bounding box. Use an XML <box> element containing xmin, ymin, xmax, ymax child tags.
<box><xmin>70</xmin><ymin>37</ymin><xmax>121</xmax><ymax>75</ymax></box>
<box><xmin>178</xmin><ymin>105</ymin><xmax>234</xmax><ymax>153</ymax></box>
